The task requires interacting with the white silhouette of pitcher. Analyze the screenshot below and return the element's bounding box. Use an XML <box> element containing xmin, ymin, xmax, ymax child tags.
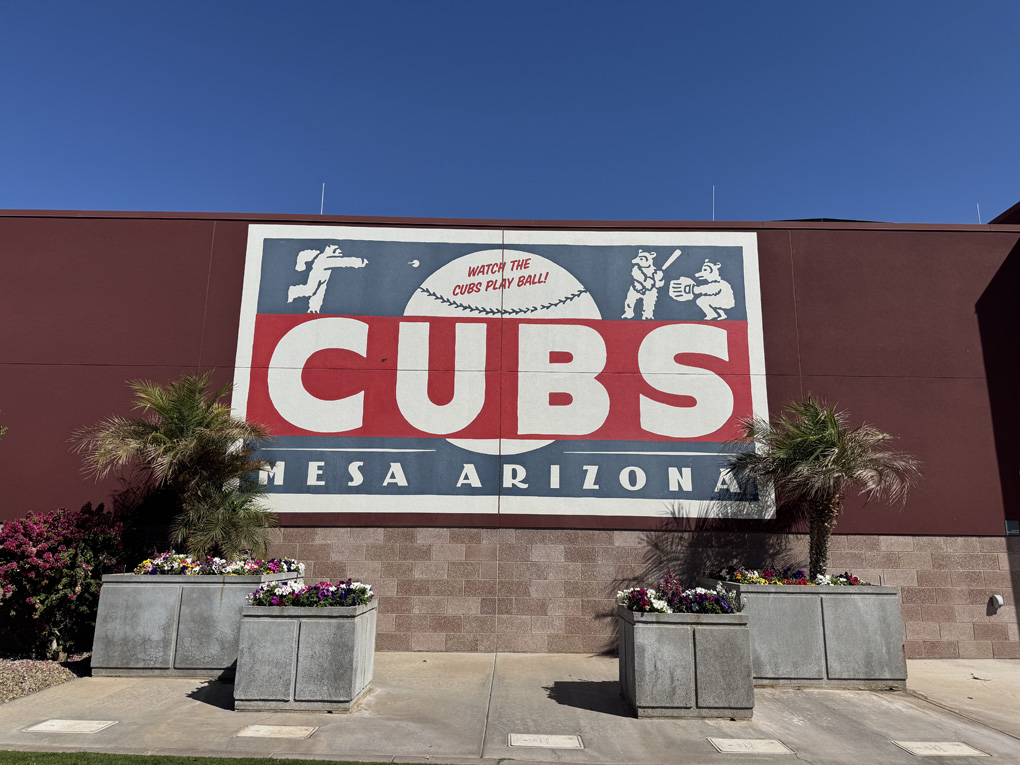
<box><xmin>287</xmin><ymin>244</ymin><xmax>368</xmax><ymax>313</ymax></box>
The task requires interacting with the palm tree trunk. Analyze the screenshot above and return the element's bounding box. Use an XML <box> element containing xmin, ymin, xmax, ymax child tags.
<box><xmin>808</xmin><ymin>496</ymin><xmax>841</xmax><ymax>579</ymax></box>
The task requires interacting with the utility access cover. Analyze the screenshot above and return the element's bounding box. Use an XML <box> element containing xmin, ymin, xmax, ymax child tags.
<box><xmin>235</xmin><ymin>724</ymin><xmax>318</xmax><ymax>739</ymax></box>
<box><xmin>24</xmin><ymin>720</ymin><xmax>118</xmax><ymax>734</ymax></box>
<box><xmin>509</xmin><ymin>733</ymin><xmax>584</xmax><ymax>749</ymax></box>
<box><xmin>892</xmin><ymin>741</ymin><xmax>989</xmax><ymax>757</ymax></box>
<box><xmin>709</xmin><ymin>738</ymin><xmax>794</xmax><ymax>754</ymax></box>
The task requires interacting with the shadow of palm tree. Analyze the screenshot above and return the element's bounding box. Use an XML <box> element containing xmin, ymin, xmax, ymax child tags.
<box><xmin>543</xmin><ymin>680</ymin><xmax>630</xmax><ymax>717</ymax></box>
<box><xmin>109</xmin><ymin>472</ymin><xmax>180</xmax><ymax>558</ymax></box>
<box><xmin>596</xmin><ymin>489</ymin><xmax>807</xmax><ymax>656</ymax></box>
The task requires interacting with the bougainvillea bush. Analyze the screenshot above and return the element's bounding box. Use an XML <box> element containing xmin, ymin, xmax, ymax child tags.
<box><xmin>709</xmin><ymin>566</ymin><xmax>870</xmax><ymax>586</ymax></box>
<box><xmin>133</xmin><ymin>552</ymin><xmax>304</xmax><ymax>577</ymax></box>
<box><xmin>0</xmin><ymin>503</ymin><xmax>128</xmax><ymax>657</ymax></box>
<box><xmin>248</xmin><ymin>579</ymin><xmax>373</xmax><ymax>608</ymax></box>
<box><xmin>618</xmin><ymin>571</ymin><xmax>742</xmax><ymax>614</ymax></box>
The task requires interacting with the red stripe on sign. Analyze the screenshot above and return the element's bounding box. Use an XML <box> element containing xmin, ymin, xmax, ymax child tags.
<box><xmin>245</xmin><ymin>315</ymin><xmax>752</xmax><ymax>442</ymax></box>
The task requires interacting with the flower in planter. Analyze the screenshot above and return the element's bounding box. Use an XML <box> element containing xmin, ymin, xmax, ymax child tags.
<box><xmin>815</xmin><ymin>572</ymin><xmax>867</xmax><ymax>586</ymax></box>
<box><xmin>619</xmin><ymin>571</ymin><xmax>742</xmax><ymax>614</ymax></box>
<box><xmin>248</xmin><ymin>578</ymin><xmax>373</xmax><ymax>607</ymax></box>
<box><xmin>616</xmin><ymin>588</ymin><xmax>670</xmax><ymax>613</ymax></box>
<box><xmin>709</xmin><ymin>565</ymin><xmax>870</xmax><ymax>586</ymax></box>
<box><xmin>204</xmin><ymin>556</ymin><xmax>304</xmax><ymax>576</ymax></box>
<box><xmin>134</xmin><ymin>552</ymin><xmax>200</xmax><ymax>575</ymax></box>
<box><xmin>133</xmin><ymin>551</ymin><xmax>304</xmax><ymax>577</ymax></box>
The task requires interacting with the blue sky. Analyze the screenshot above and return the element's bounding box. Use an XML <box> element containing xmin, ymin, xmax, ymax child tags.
<box><xmin>2</xmin><ymin>2</ymin><xmax>1018</xmax><ymax>223</ymax></box>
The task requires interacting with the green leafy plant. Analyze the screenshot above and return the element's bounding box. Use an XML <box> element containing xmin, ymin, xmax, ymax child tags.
<box><xmin>73</xmin><ymin>373</ymin><xmax>276</xmax><ymax>559</ymax></box>
<box><xmin>726</xmin><ymin>396</ymin><xmax>920</xmax><ymax>579</ymax></box>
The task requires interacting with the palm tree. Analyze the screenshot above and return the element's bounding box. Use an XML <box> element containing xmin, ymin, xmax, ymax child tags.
<box><xmin>74</xmin><ymin>374</ymin><xmax>276</xmax><ymax>558</ymax></box>
<box><xmin>171</xmin><ymin>478</ymin><xmax>275</xmax><ymax>560</ymax></box>
<box><xmin>727</xmin><ymin>396</ymin><xmax>920</xmax><ymax>579</ymax></box>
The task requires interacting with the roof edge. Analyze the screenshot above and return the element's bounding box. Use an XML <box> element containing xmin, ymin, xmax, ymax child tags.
<box><xmin>1</xmin><ymin>208</ymin><xmax>1019</xmax><ymax>233</ymax></box>
<box><xmin>990</xmin><ymin>199</ymin><xmax>1020</xmax><ymax>225</ymax></box>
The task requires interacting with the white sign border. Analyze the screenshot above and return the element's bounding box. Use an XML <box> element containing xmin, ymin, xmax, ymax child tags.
<box><xmin>233</xmin><ymin>225</ymin><xmax>770</xmax><ymax>520</ymax></box>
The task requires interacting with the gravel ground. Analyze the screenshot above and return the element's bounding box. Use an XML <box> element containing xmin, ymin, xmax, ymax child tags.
<box><xmin>0</xmin><ymin>657</ymin><xmax>82</xmax><ymax>705</ymax></box>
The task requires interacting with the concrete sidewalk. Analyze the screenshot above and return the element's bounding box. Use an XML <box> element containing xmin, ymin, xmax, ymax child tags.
<box><xmin>905</xmin><ymin>659</ymin><xmax>1020</xmax><ymax>740</ymax></box>
<box><xmin>0</xmin><ymin>654</ymin><xmax>1017</xmax><ymax>764</ymax></box>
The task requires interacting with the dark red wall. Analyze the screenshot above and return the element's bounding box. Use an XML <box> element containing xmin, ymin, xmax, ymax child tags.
<box><xmin>1</xmin><ymin>211</ymin><xmax>1017</xmax><ymax>536</ymax></box>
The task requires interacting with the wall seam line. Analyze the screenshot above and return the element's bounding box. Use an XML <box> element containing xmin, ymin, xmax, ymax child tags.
<box><xmin>788</xmin><ymin>229</ymin><xmax>805</xmax><ymax>400</ymax></box>
<box><xmin>196</xmin><ymin>221</ymin><xmax>218</xmax><ymax>370</ymax></box>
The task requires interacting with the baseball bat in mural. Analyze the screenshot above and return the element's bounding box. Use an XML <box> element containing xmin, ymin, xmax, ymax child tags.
<box><xmin>232</xmin><ymin>226</ymin><xmax>768</xmax><ymax>519</ymax></box>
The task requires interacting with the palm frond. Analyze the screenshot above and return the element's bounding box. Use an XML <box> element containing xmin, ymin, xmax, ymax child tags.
<box><xmin>175</xmin><ymin>481</ymin><xmax>277</xmax><ymax>559</ymax></box>
<box><xmin>75</xmin><ymin>373</ymin><xmax>274</xmax><ymax>556</ymax></box>
<box><xmin>725</xmin><ymin>396</ymin><xmax>921</xmax><ymax>576</ymax></box>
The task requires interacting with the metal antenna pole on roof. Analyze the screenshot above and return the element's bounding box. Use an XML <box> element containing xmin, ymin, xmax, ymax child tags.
<box><xmin>976</xmin><ymin>203</ymin><xmax>982</xmax><ymax>224</ymax></box>
<box><xmin>712</xmin><ymin>185</ymin><xmax>716</xmax><ymax>221</ymax></box>
<box><xmin>321</xmin><ymin>183</ymin><xmax>325</xmax><ymax>215</ymax></box>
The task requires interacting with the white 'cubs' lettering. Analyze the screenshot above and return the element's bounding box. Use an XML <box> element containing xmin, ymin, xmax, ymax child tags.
<box><xmin>266</xmin><ymin>319</ymin><xmax>735</xmax><ymax>437</ymax></box>
<box><xmin>637</xmin><ymin>324</ymin><xmax>733</xmax><ymax>437</ymax></box>
<box><xmin>268</xmin><ymin>317</ymin><xmax>368</xmax><ymax>432</ymax></box>
<box><xmin>517</xmin><ymin>324</ymin><xmax>610</xmax><ymax>435</ymax></box>
<box><xmin>396</xmin><ymin>322</ymin><xmax>487</xmax><ymax>434</ymax></box>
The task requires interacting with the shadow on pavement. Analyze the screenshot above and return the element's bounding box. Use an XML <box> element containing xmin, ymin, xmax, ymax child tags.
<box><xmin>186</xmin><ymin>680</ymin><xmax>236</xmax><ymax>710</ymax></box>
<box><xmin>543</xmin><ymin>680</ymin><xmax>631</xmax><ymax>717</ymax></box>
<box><xmin>63</xmin><ymin>654</ymin><xmax>92</xmax><ymax>678</ymax></box>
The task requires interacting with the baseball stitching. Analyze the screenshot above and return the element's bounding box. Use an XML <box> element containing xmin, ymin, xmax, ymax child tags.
<box><xmin>416</xmin><ymin>286</ymin><xmax>590</xmax><ymax>316</ymax></box>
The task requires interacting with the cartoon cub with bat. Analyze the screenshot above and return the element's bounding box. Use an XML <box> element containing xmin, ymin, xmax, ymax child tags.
<box><xmin>622</xmin><ymin>249</ymin><xmax>668</xmax><ymax>320</ymax></box>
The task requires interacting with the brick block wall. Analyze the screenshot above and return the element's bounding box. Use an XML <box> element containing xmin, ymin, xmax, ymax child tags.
<box><xmin>826</xmin><ymin>535</ymin><xmax>1019</xmax><ymax>659</ymax></box>
<box><xmin>268</xmin><ymin>528</ymin><xmax>1019</xmax><ymax>659</ymax></box>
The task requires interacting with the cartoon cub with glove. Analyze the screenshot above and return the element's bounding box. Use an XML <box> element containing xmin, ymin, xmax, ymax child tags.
<box><xmin>669</xmin><ymin>259</ymin><xmax>735</xmax><ymax>320</ymax></box>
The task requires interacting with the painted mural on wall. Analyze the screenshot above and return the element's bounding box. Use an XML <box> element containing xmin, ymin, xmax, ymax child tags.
<box><xmin>233</xmin><ymin>226</ymin><xmax>769</xmax><ymax>519</ymax></box>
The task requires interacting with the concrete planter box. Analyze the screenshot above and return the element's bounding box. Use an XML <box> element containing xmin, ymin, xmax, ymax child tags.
<box><xmin>91</xmin><ymin>573</ymin><xmax>298</xmax><ymax>677</ymax></box>
<box><xmin>617</xmin><ymin>606</ymin><xmax>754</xmax><ymax>719</ymax></box>
<box><xmin>701</xmin><ymin>578</ymin><xmax>906</xmax><ymax>688</ymax></box>
<box><xmin>234</xmin><ymin>603</ymin><xmax>377</xmax><ymax>712</ymax></box>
